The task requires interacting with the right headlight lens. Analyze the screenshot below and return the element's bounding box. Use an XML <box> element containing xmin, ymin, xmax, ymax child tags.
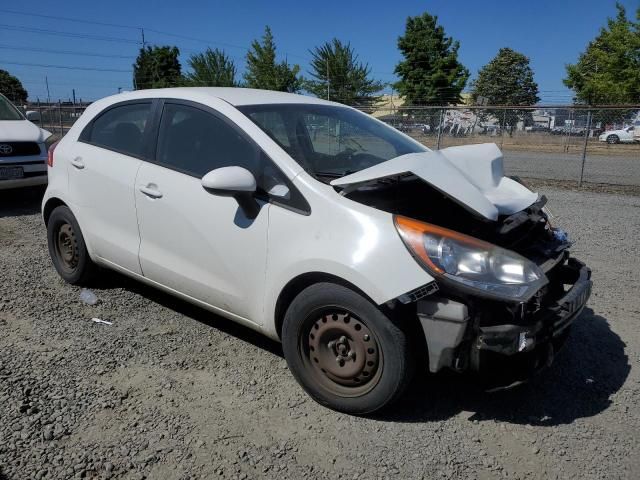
<box><xmin>394</xmin><ymin>215</ymin><xmax>547</xmax><ymax>301</ymax></box>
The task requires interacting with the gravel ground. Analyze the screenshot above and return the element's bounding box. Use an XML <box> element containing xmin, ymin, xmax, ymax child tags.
<box><xmin>0</xmin><ymin>186</ymin><xmax>638</xmax><ymax>480</ymax></box>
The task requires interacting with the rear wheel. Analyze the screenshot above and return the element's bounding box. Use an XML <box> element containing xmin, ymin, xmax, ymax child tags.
<box><xmin>47</xmin><ymin>206</ymin><xmax>98</xmax><ymax>285</ymax></box>
<box><xmin>282</xmin><ymin>283</ymin><xmax>414</xmax><ymax>414</ymax></box>
<box><xmin>607</xmin><ymin>134</ymin><xmax>619</xmax><ymax>144</ymax></box>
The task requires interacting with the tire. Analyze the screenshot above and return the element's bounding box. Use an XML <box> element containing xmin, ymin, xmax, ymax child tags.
<box><xmin>607</xmin><ymin>134</ymin><xmax>619</xmax><ymax>144</ymax></box>
<box><xmin>47</xmin><ymin>205</ymin><xmax>98</xmax><ymax>285</ymax></box>
<box><xmin>282</xmin><ymin>282</ymin><xmax>414</xmax><ymax>415</ymax></box>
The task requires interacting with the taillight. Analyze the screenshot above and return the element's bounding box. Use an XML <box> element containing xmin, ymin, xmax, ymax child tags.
<box><xmin>47</xmin><ymin>141</ymin><xmax>59</xmax><ymax>167</ymax></box>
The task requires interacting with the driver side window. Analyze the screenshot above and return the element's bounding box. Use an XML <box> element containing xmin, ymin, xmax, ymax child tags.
<box><xmin>156</xmin><ymin>103</ymin><xmax>262</xmax><ymax>178</ymax></box>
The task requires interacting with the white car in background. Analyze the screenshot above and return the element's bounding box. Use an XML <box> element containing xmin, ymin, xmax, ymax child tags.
<box><xmin>0</xmin><ymin>93</ymin><xmax>55</xmax><ymax>190</ymax></box>
<box><xmin>42</xmin><ymin>88</ymin><xmax>592</xmax><ymax>414</ymax></box>
<box><xmin>598</xmin><ymin>125</ymin><xmax>638</xmax><ymax>144</ymax></box>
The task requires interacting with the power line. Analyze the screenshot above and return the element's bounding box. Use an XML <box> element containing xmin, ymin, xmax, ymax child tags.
<box><xmin>0</xmin><ymin>8</ymin><xmax>142</xmax><ymax>30</ymax></box>
<box><xmin>0</xmin><ymin>44</ymin><xmax>135</xmax><ymax>59</ymax></box>
<box><xmin>0</xmin><ymin>60</ymin><xmax>131</xmax><ymax>73</ymax></box>
<box><xmin>0</xmin><ymin>24</ymin><xmax>141</xmax><ymax>44</ymax></box>
<box><xmin>0</xmin><ymin>9</ymin><xmax>310</xmax><ymax>62</ymax></box>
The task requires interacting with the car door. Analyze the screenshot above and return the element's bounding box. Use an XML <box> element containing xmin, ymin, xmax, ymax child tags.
<box><xmin>134</xmin><ymin>100</ymin><xmax>270</xmax><ymax>324</ymax></box>
<box><xmin>69</xmin><ymin>100</ymin><xmax>155</xmax><ymax>274</ymax></box>
<box><xmin>624</xmin><ymin>126</ymin><xmax>634</xmax><ymax>142</ymax></box>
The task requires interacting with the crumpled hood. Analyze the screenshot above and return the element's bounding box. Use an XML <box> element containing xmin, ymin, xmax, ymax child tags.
<box><xmin>0</xmin><ymin>120</ymin><xmax>50</xmax><ymax>143</ymax></box>
<box><xmin>330</xmin><ymin>143</ymin><xmax>538</xmax><ymax>221</ymax></box>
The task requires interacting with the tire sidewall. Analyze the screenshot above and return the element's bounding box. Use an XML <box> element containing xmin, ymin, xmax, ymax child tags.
<box><xmin>282</xmin><ymin>283</ymin><xmax>412</xmax><ymax>415</ymax></box>
<box><xmin>607</xmin><ymin>135</ymin><xmax>619</xmax><ymax>144</ymax></box>
<box><xmin>47</xmin><ymin>206</ymin><xmax>93</xmax><ymax>285</ymax></box>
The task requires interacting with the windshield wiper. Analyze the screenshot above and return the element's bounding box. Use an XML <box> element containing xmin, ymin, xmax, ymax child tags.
<box><xmin>313</xmin><ymin>170</ymin><xmax>356</xmax><ymax>178</ymax></box>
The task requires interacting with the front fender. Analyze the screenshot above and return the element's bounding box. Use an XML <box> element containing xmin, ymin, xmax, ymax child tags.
<box><xmin>262</xmin><ymin>178</ymin><xmax>433</xmax><ymax>338</ymax></box>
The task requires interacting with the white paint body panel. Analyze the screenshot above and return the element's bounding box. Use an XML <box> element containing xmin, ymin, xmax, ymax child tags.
<box><xmin>66</xmin><ymin>141</ymin><xmax>143</xmax><ymax>274</ymax></box>
<box><xmin>261</xmin><ymin>174</ymin><xmax>434</xmax><ymax>339</ymax></box>
<box><xmin>332</xmin><ymin>143</ymin><xmax>538</xmax><ymax>221</ymax></box>
<box><xmin>0</xmin><ymin>119</ymin><xmax>49</xmax><ymax>142</ymax></box>
<box><xmin>201</xmin><ymin>166</ymin><xmax>256</xmax><ymax>192</ymax></box>
<box><xmin>135</xmin><ymin>161</ymin><xmax>270</xmax><ymax>324</ymax></box>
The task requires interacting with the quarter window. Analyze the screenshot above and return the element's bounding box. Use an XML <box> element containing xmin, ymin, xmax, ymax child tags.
<box><xmin>156</xmin><ymin>103</ymin><xmax>262</xmax><ymax>178</ymax></box>
<box><xmin>84</xmin><ymin>103</ymin><xmax>151</xmax><ymax>157</ymax></box>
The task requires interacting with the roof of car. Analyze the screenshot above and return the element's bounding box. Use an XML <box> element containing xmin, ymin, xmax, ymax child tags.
<box><xmin>116</xmin><ymin>87</ymin><xmax>339</xmax><ymax>107</ymax></box>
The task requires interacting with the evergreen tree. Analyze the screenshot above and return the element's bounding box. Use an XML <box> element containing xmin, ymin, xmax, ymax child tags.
<box><xmin>471</xmin><ymin>48</ymin><xmax>539</xmax><ymax>132</ymax></box>
<box><xmin>186</xmin><ymin>48</ymin><xmax>237</xmax><ymax>87</ymax></box>
<box><xmin>133</xmin><ymin>46</ymin><xmax>182</xmax><ymax>90</ymax></box>
<box><xmin>394</xmin><ymin>12</ymin><xmax>469</xmax><ymax>106</ymax></box>
<box><xmin>305</xmin><ymin>39</ymin><xmax>383</xmax><ymax>107</ymax></box>
<box><xmin>244</xmin><ymin>26</ymin><xmax>301</xmax><ymax>92</ymax></box>
<box><xmin>472</xmin><ymin>48</ymin><xmax>539</xmax><ymax>106</ymax></box>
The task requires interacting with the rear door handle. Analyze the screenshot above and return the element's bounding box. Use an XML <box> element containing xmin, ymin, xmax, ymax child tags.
<box><xmin>70</xmin><ymin>157</ymin><xmax>85</xmax><ymax>169</ymax></box>
<box><xmin>139</xmin><ymin>185</ymin><xmax>163</xmax><ymax>199</ymax></box>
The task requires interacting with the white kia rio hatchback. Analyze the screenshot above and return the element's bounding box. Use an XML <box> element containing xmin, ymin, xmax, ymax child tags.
<box><xmin>43</xmin><ymin>88</ymin><xmax>592</xmax><ymax>414</ymax></box>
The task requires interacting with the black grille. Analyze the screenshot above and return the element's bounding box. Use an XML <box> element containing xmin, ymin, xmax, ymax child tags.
<box><xmin>397</xmin><ymin>282</ymin><xmax>439</xmax><ymax>304</ymax></box>
<box><xmin>0</xmin><ymin>142</ymin><xmax>41</xmax><ymax>157</ymax></box>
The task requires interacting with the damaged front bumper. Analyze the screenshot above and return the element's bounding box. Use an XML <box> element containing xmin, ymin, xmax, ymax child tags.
<box><xmin>416</xmin><ymin>257</ymin><xmax>592</xmax><ymax>383</ymax></box>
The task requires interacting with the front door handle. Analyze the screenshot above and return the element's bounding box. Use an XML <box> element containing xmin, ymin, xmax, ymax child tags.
<box><xmin>70</xmin><ymin>157</ymin><xmax>85</xmax><ymax>169</ymax></box>
<box><xmin>139</xmin><ymin>185</ymin><xmax>163</xmax><ymax>199</ymax></box>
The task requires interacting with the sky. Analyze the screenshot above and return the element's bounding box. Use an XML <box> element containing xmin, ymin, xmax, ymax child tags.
<box><xmin>1</xmin><ymin>0</ymin><xmax>637</xmax><ymax>104</ymax></box>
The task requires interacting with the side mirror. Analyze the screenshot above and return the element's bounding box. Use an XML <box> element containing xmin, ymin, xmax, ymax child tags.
<box><xmin>201</xmin><ymin>166</ymin><xmax>260</xmax><ymax>219</ymax></box>
<box><xmin>25</xmin><ymin>111</ymin><xmax>41</xmax><ymax>123</ymax></box>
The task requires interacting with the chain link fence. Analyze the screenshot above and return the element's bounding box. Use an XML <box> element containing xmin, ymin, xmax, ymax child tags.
<box><xmin>23</xmin><ymin>101</ymin><xmax>640</xmax><ymax>190</ymax></box>
<box><xmin>22</xmin><ymin>101</ymin><xmax>88</xmax><ymax>138</ymax></box>
<box><xmin>367</xmin><ymin>105</ymin><xmax>640</xmax><ymax>189</ymax></box>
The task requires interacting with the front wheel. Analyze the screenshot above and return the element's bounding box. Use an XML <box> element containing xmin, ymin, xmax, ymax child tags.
<box><xmin>606</xmin><ymin>134</ymin><xmax>619</xmax><ymax>144</ymax></box>
<box><xmin>282</xmin><ymin>283</ymin><xmax>414</xmax><ymax>415</ymax></box>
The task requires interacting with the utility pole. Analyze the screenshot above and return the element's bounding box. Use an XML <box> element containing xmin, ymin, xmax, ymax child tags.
<box><xmin>326</xmin><ymin>59</ymin><xmax>330</xmax><ymax>101</ymax></box>
<box><xmin>578</xmin><ymin>110</ymin><xmax>592</xmax><ymax>188</ymax></box>
<box><xmin>45</xmin><ymin>76</ymin><xmax>51</xmax><ymax>104</ymax></box>
<box><xmin>140</xmin><ymin>28</ymin><xmax>146</xmax><ymax>47</ymax></box>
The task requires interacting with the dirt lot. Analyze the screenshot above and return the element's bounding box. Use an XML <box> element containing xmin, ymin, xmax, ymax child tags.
<box><xmin>0</xmin><ymin>186</ymin><xmax>638</xmax><ymax>480</ymax></box>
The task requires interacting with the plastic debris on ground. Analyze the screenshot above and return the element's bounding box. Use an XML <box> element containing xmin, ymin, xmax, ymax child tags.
<box><xmin>91</xmin><ymin>318</ymin><xmax>112</xmax><ymax>326</ymax></box>
<box><xmin>79</xmin><ymin>289</ymin><xmax>99</xmax><ymax>305</ymax></box>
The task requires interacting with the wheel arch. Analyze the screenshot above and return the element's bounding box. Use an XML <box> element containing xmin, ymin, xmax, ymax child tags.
<box><xmin>273</xmin><ymin>272</ymin><xmax>376</xmax><ymax>341</ymax></box>
<box><xmin>43</xmin><ymin>197</ymin><xmax>68</xmax><ymax>226</ymax></box>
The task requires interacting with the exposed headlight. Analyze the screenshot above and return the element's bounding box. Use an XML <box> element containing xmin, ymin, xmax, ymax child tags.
<box><xmin>394</xmin><ymin>216</ymin><xmax>547</xmax><ymax>301</ymax></box>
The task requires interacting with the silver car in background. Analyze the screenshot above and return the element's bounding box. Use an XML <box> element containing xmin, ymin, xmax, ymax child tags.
<box><xmin>0</xmin><ymin>93</ymin><xmax>55</xmax><ymax>190</ymax></box>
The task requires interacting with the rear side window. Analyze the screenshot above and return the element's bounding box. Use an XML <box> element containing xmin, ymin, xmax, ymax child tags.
<box><xmin>82</xmin><ymin>103</ymin><xmax>151</xmax><ymax>157</ymax></box>
<box><xmin>156</xmin><ymin>103</ymin><xmax>262</xmax><ymax>178</ymax></box>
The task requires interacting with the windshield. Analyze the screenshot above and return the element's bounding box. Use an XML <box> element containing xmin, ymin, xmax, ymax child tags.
<box><xmin>238</xmin><ymin>103</ymin><xmax>427</xmax><ymax>178</ymax></box>
<box><xmin>0</xmin><ymin>94</ymin><xmax>25</xmax><ymax>121</ymax></box>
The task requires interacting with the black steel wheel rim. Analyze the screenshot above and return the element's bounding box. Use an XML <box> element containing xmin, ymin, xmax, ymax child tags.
<box><xmin>300</xmin><ymin>308</ymin><xmax>383</xmax><ymax>398</ymax></box>
<box><xmin>54</xmin><ymin>222</ymin><xmax>79</xmax><ymax>273</ymax></box>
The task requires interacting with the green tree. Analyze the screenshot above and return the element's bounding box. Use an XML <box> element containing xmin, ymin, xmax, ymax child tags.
<box><xmin>394</xmin><ymin>12</ymin><xmax>469</xmax><ymax>106</ymax></box>
<box><xmin>244</xmin><ymin>26</ymin><xmax>301</xmax><ymax>92</ymax></box>
<box><xmin>0</xmin><ymin>69</ymin><xmax>28</xmax><ymax>103</ymax></box>
<box><xmin>472</xmin><ymin>48</ymin><xmax>539</xmax><ymax>106</ymax></box>
<box><xmin>471</xmin><ymin>48</ymin><xmax>539</xmax><ymax>133</ymax></box>
<box><xmin>133</xmin><ymin>45</ymin><xmax>182</xmax><ymax>90</ymax></box>
<box><xmin>305</xmin><ymin>39</ymin><xmax>383</xmax><ymax>107</ymax></box>
<box><xmin>185</xmin><ymin>48</ymin><xmax>237</xmax><ymax>87</ymax></box>
<box><xmin>564</xmin><ymin>3</ymin><xmax>640</xmax><ymax>104</ymax></box>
